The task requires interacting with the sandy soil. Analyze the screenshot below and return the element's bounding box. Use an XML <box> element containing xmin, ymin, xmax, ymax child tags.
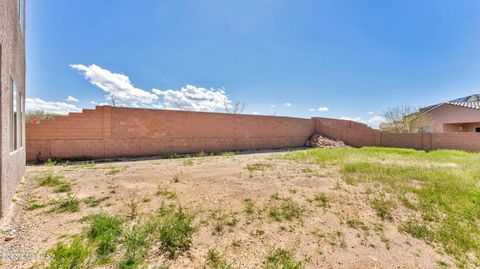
<box><xmin>0</xmin><ymin>150</ymin><xmax>452</xmax><ymax>268</ymax></box>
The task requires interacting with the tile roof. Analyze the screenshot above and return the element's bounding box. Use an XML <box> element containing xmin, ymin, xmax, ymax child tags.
<box><xmin>446</xmin><ymin>94</ymin><xmax>480</xmax><ymax>110</ymax></box>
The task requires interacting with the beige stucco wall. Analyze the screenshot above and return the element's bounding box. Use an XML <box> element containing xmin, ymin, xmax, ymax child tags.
<box><xmin>0</xmin><ymin>0</ymin><xmax>26</xmax><ymax>218</ymax></box>
<box><xmin>426</xmin><ymin>104</ymin><xmax>480</xmax><ymax>133</ymax></box>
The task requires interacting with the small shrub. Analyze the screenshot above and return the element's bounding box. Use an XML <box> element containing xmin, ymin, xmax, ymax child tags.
<box><xmin>83</xmin><ymin>196</ymin><xmax>109</xmax><ymax>207</ymax></box>
<box><xmin>221</xmin><ymin>152</ymin><xmax>235</xmax><ymax>158</ymax></box>
<box><xmin>264</xmin><ymin>248</ymin><xmax>302</xmax><ymax>269</ymax></box>
<box><xmin>54</xmin><ymin>183</ymin><xmax>72</xmax><ymax>193</ymax></box>
<box><xmin>401</xmin><ymin>220</ymin><xmax>432</xmax><ymax>240</ymax></box>
<box><xmin>210</xmin><ymin>210</ymin><xmax>238</xmax><ymax>235</ymax></box>
<box><xmin>151</xmin><ymin>206</ymin><xmax>196</xmax><ymax>257</ymax></box>
<box><xmin>155</xmin><ymin>189</ymin><xmax>177</xmax><ymax>199</ymax></box>
<box><xmin>246</xmin><ymin>163</ymin><xmax>273</xmax><ymax>172</ymax></box>
<box><xmin>85</xmin><ymin>214</ymin><xmax>124</xmax><ymax>257</ymax></box>
<box><xmin>266</xmin><ymin>195</ymin><xmax>304</xmax><ymax>222</ymax></box>
<box><xmin>36</xmin><ymin>175</ymin><xmax>64</xmax><ymax>187</ymax></box>
<box><xmin>106</xmin><ymin>167</ymin><xmax>122</xmax><ymax>176</ymax></box>
<box><xmin>243</xmin><ymin>198</ymin><xmax>256</xmax><ymax>216</ymax></box>
<box><xmin>119</xmin><ymin>224</ymin><xmax>150</xmax><ymax>269</ymax></box>
<box><xmin>55</xmin><ymin>195</ymin><xmax>80</xmax><ymax>213</ymax></box>
<box><xmin>171</xmin><ymin>176</ymin><xmax>180</xmax><ymax>183</ymax></box>
<box><xmin>26</xmin><ymin>202</ymin><xmax>46</xmax><ymax>211</ymax></box>
<box><xmin>313</xmin><ymin>194</ymin><xmax>328</xmax><ymax>208</ymax></box>
<box><xmin>370</xmin><ymin>198</ymin><xmax>394</xmax><ymax>221</ymax></box>
<box><xmin>182</xmin><ymin>159</ymin><xmax>194</xmax><ymax>166</ymax></box>
<box><xmin>47</xmin><ymin>236</ymin><xmax>93</xmax><ymax>269</ymax></box>
<box><xmin>205</xmin><ymin>249</ymin><xmax>233</xmax><ymax>269</ymax></box>
<box><xmin>128</xmin><ymin>199</ymin><xmax>139</xmax><ymax>220</ymax></box>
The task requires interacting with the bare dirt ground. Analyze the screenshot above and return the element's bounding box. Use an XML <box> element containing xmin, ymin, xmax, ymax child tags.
<box><xmin>0</xmin><ymin>150</ymin><xmax>451</xmax><ymax>268</ymax></box>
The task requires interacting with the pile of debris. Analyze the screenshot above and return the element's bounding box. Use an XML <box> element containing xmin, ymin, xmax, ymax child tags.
<box><xmin>305</xmin><ymin>134</ymin><xmax>349</xmax><ymax>148</ymax></box>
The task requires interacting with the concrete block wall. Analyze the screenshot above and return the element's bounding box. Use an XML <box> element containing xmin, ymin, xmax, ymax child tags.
<box><xmin>26</xmin><ymin>106</ymin><xmax>316</xmax><ymax>161</ymax></box>
<box><xmin>26</xmin><ymin>107</ymin><xmax>480</xmax><ymax>163</ymax></box>
<box><xmin>314</xmin><ymin>118</ymin><xmax>480</xmax><ymax>152</ymax></box>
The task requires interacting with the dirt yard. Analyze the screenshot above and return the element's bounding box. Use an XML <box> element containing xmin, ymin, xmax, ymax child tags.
<box><xmin>0</xmin><ymin>149</ymin><xmax>459</xmax><ymax>268</ymax></box>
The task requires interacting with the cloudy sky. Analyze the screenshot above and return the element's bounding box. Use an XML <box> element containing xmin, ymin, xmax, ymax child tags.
<box><xmin>26</xmin><ymin>0</ymin><xmax>480</xmax><ymax>127</ymax></box>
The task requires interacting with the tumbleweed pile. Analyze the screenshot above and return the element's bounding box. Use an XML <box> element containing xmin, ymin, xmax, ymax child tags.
<box><xmin>305</xmin><ymin>134</ymin><xmax>349</xmax><ymax>148</ymax></box>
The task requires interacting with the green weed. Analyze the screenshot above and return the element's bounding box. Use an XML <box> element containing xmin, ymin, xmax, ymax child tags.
<box><xmin>46</xmin><ymin>236</ymin><xmax>93</xmax><ymax>269</ymax></box>
<box><xmin>246</xmin><ymin>163</ymin><xmax>274</xmax><ymax>172</ymax></box>
<box><xmin>85</xmin><ymin>214</ymin><xmax>124</xmax><ymax>257</ymax></box>
<box><xmin>264</xmin><ymin>248</ymin><xmax>302</xmax><ymax>269</ymax></box>
<box><xmin>205</xmin><ymin>249</ymin><xmax>233</xmax><ymax>269</ymax></box>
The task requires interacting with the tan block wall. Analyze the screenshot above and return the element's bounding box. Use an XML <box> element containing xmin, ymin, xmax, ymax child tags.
<box><xmin>313</xmin><ymin>118</ymin><xmax>480</xmax><ymax>152</ymax></box>
<box><xmin>26</xmin><ymin>107</ymin><xmax>480</xmax><ymax>164</ymax></box>
<box><xmin>1</xmin><ymin>0</ymin><xmax>26</xmax><ymax>217</ymax></box>
<box><xmin>26</xmin><ymin>106</ymin><xmax>316</xmax><ymax>161</ymax></box>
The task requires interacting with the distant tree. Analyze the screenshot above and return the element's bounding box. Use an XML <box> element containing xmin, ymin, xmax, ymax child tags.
<box><xmin>382</xmin><ymin>105</ymin><xmax>431</xmax><ymax>133</ymax></box>
<box><xmin>225</xmin><ymin>100</ymin><xmax>247</xmax><ymax>114</ymax></box>
<box><xmin>26</xmin><ymin>110</ymin><xmax>60</xmax><ymax>123</ymax></box>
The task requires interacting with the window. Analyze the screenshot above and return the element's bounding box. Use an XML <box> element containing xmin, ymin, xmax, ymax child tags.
<box><xmin>10</xmin><ymin>82</ymin><xmax>23</xmax><ymax>152</ymax></box>
<box><xmin>476</xmin><ymin>127</ymin><xmax>480</xmax><ymax>133</ymax></box>
<box><xmin>19</xmin><ymin>91</ymin><xmax>24</xmax><ymax>147</ymax></box>
<box><xmin>19</xmin><ymin>0</ymin><xmax>24</xmax><ymax>33</ymax></box>
<box><xmin>11</xmin><ymin>82</ymin><xmax>18</xmax><ymax>151</ymax></box>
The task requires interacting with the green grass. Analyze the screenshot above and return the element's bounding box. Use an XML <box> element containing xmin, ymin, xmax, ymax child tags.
<box><xmin>36</xmin><ymin>174</ymin><xmax>64</xmax><ymax>187</ymax></box>
<box><xmin>205</xmin><ymin>249</ymin><xmax>233</xmax><ymax>269</ymax></box>
<box><xmin>285</xmin><ymin>147</ymin><xmax>480</xmax><ymax>265</ymax></box>
<box><xmin>210</xmin><ymin>210</ymin><xmax>238</xmax><ymax>235</ymax></box>
<box><xmin>26</xmin><ymin>201</ymin><xmax>47</xmax><ymax>211</ymax></box>
<box><xmin>47</xmin><ymin>236</ymin><xmax>93</xmax><ymax>269</ymax></box>
<box><xmin>83</xmin><ymin>196</ymin><xmax>110</xmax><ymax>207</ymax></box>
<box><xmin>54</xmin><ymin>195</ymin><xmax>80</xmax><ymax>213</ymax></box>
<box><xmin>266</xmin><ymin>194</ymin><xmax>304</xmax><ymax>222</ymax></box>
<box><xmin>245</xmin><ymin>163</ymin><xmax>274</xmax><ymax>172</ymax></box>
<box><xmin>54</xmin><ymin>183</ymin><xmax>72</xmax><ymax>193</ymax></box>
<box><xmin>119</xmin><ymin>224</ymin><xmax>150</xmax><ymax>269</ymax></box>
<box><xmin>313</xmin><ymin>193</ymin><xmax>329</xmax><ymax>208</ymax></box>
<box><xmin>370</xmin><ymin>198</ymin><xmax>394</xmax><ymax>221</ymax></box>
<box><xmin>264</xmin><ymin>248</ymin><xmax>302</xmax><ymax>269</ymax></box>
<box><xmin>148</xmin><ymin>206</ymin><xmax>196</xmax><ymax>257</ymax></box>
<box><xmin>106</xmin><ymin>167</ymin><xmax>123</xmax><ymax>176</ymax></box>
<box><xmin>155</xmin><ymin>189</ymin><xmax>177</xmax><ymax>199</ymax></box>
<box><xmin>182</xmin><ymin>159</ymin><xmax>194</xmax><ymax>166</ymax></box>
<box><xmin>85</xmin><ymin>214</ymin><xmax>124</xmax><ymax>258</ymax></box>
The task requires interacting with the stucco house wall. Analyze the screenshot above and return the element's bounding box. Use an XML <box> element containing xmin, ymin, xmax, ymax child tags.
<box><xmin>426</xmin><ymin>104</ymin><xmax>480</xmax><ymax>133</ymax></box>
<box><xmin>0</xmin><ymin>0</ymin><xmax>26</xmax><ymax>218</ymax></box>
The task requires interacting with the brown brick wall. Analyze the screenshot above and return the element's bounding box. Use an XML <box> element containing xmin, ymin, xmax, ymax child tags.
<box><xmin>314</xmin><ymin>118</ymin><xmax>480</xmax><ymax>152</ymax></box>
<box><xmin>26</xmin><ymin>106</ymin><xmax>316</xmax><ymax>161</ymax></box>
<box><xmin>25</xmin><ymin>107</ymin><xmax>480</xmax><ymax>162</ymax></box>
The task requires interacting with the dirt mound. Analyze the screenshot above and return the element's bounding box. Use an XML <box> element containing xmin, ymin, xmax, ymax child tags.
<box><xmin>305</xmin><ymin>134</ymin><xmax>348</xmax><ymax>148</ymax></box>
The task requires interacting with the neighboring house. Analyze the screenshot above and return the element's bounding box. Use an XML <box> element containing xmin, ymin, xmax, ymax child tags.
<box><xmin>381</xmin><ymin>94</ymin><xmax>480</xmax><ymax>133</ymax></box>
<box><xmin>0</xmin><ymin>0</ymin><xmax>26</xmax><ymax>218</ymax></box>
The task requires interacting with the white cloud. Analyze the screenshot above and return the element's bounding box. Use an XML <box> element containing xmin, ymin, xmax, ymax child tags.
<box><xmin>26</xmin><ymin>98</ymin><xmax>80</xmax><ymax>114</ymax></box>
<box><xmin>318</xmin><ymin>107</ymin><xmax>330</xmax><ymax>112</ymax></box>
<box><xmin>66</xmin><ymin>96</ymin><xmax>79</xmax><ymax>102</ymax></box>
<box><xmin>340</xmin><ymin>116</ymin><xmax>363</xmax><ymax>122</ymax></box>
<box><xmin>340</xmin><ymin>115</ymin><xmax>387</xmax><ymax>128</ymax></box>
<box><xmin>270</xmin><ymin>104</ymin><xmax>276</xmax><ymax>108</ymax></box>
<box><xmin>308</xmin><ymin>108</ymin><xmax>315</xmax><ymax>112</ymax></box>
<box><xmin>252</xmin><ymin>112</ymin><xmax>259</xmax><ymax>115</ymax></box>
<box><xmin>70</xmin><ymin>64</ymin><xmax>158</xmax><ymax>106</ymax></box>
<box><xmin>152</xmin><ymin>85</ymin><xmax>231</xmax><ymax>112</ymax></box>
<box><xmin>367</xmin><ymin>115</ymin><xmax>387</xmax><ymax>126</ymax></box>
<box><xmin>284</xmin><ymin>102</ymin><xmax>292</xmax><ymax>107</ymax></box>
<box><xmin>368</xmin><ymin>111</ymin><xmax>375</xmax><ymax>115</ymax></box>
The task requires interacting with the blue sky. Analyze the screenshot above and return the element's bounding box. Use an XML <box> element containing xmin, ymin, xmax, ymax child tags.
<box><xmin>26</xmin><ymin>0</ymin><xmax>480</xmax><ymax>126</ymax></box>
